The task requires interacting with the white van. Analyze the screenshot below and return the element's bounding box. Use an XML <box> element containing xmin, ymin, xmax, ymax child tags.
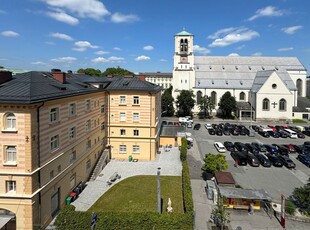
<box><xmin>284</xmin><ymin>129</ymin><xmax>298</xmax><ymax>139</ymax></box>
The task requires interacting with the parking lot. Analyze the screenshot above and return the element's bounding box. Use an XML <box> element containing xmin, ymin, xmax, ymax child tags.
<box><xmin>188</xmin><ymin>121</ymin><xmax>310</xmax><ymax>202</ymax></box>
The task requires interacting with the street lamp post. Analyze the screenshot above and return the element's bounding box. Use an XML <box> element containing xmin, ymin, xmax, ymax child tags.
<box><xmin>157</xmin><ymin>167</ymin><xmax>161</xmax><ymax>214</ymax></box>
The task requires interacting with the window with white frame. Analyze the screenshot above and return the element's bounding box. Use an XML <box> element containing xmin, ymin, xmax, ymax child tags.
<box><xmin>133</xmin><ymin>113</ymin><xmax>139</xmax><ymax>121</ymax></box>
<box><xmin>133</xmin><ymin>130</ymin><xmax>139</xmax><ymax>136</ymax></box>
<box><xmin>120</xmin><ymin>145</ymin><xmax>126</xmax><ymax>153</ymax></box>
<box><xmin>120</xmin><ymin>96</ymin><xmax>126</xmax><ymax>105</ymax></box>
<box><xmin>70</xmin><ymin>150</ymin><xmax>76</xmax><ymax>163</ymax></box>
<box><xmin>133</xmin><ymin>145</ymin><xmax>140</xmax><ymax>154</ymax></box>
<box><xmin>6</xmin><ymin>180</ymin><xmax>16</xmax><ymax>193</ymax></box>
<box><xmin>69</xmin><ymin>127</ymin><xmax>76</xmax><ymax>140</ymax></box>
<box><xmin>4</xmin><ymin>113</ymin><xmax>16</xmax><ymax>130</ymax></box>
<box><xmin>5</xmin><ymin>146</ymin><xmax>16</xmax><ymax>164</ymax></box>
<box><xmin>133</xmin><ymin>96</ymin><xmax>139</xmax><ymax>105</ymax></box>
<box><xmin>68</xmin><ymin>103</ymin><xmax>76</xmax><ymax>117</ymax></box>
<box><xmin>86</xmin><ymin>99</ymin><xmax>91</xmax><ymax>111</ymax></box>
<box><xmin>50</xmin><ymin>108</ymin><xmax>59</xmax><ymax>123</ymax></box>
<box><xmin>86</xmin><ymin>119</ymin><xmax>91</xmax><ymax>131</ymax></box>
<box><xmin>120</xmin><ymin>129</ymin><xmax>126</xmax><ymax>136</ymax></box>
<box><xmin>50</xmin><ymin>135</ymin><xmax>59</xmax><ymax>151</ymax></box>
<box><xmin>120</xmin><ymin>112</ymin><xmax>126</xmax><ymax>121</ymax></box>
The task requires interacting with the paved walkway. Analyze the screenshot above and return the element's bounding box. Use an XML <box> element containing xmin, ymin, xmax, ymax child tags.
<box><xmin>72</xmin><ymin>147</ymin><xmax>182</xmax><ymax>211</ymax></box>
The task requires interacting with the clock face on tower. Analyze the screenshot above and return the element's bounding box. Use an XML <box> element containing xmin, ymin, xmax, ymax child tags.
<box><xmin>180</xmin><ymin>56</ymin><xmax>188</xmax><ymax>63</ymax></box>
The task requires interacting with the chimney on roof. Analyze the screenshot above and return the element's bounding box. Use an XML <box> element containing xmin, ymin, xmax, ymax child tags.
<box><xmin>0</xmin><ymin>71</ymin><xmax>13</xmax><ymax>84</ymax></box>
<box><xmin>124</xmin><ymin>73</ymin><xmax>134</xmax><ymax>78</ymax></box>
<box><xmin>52</xmin><ymin>69</ymin><xmax>66</xmax><ymax>83</ymax></box>
<box><xmin>107</xmin><ymin>74</ymin><xmax>113</xmax><ymax>78</ymax></box>
<box><xmin>138</xmin><ymin>75</ymin><xmax>145</xmax><ymax>81</ymax></box>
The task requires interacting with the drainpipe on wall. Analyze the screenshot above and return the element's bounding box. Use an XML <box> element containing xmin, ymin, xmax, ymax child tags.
<box><xmin>107</xmin><ymin>92</ymin><xmax>111</xmax><ymax>159</ymax></box>
<box><xmin>149</xmin><ymin>92</ymin><xmax>152</xmax><ymax>160</ymax></box>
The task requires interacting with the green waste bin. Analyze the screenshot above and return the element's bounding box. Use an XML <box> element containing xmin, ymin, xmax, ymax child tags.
<box><xmin>128</xmin><ymin>155</ymin><xmax>133</xmax><ymax>162</ymax></box>
<box><xmin>66</xmin><ymin>196</ymin><xmax>72</xmax><ymax>205</ymax></box>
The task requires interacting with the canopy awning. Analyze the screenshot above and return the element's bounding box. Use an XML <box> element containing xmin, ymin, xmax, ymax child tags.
<box><xmin>0</xmin><ymin>215</ymin><xmax>14</xmax><ymax>228</ymax></box>
<box><xmin>218</xmin><ymin>186</ymin><xmax>272</xmax><ymax>201</ymax></box>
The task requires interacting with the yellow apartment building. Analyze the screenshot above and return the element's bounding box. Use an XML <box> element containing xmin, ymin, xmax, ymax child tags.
<box><xmin>0</xmin><ymin>70</ymin><xmax>161</xmax><ymax>229</ymax></box>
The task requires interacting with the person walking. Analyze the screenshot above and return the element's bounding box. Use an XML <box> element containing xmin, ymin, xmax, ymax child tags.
<box><xmin>91</xmin><ymin>212</ymin><xmax>97</xmax><ymax>230</ymax></box>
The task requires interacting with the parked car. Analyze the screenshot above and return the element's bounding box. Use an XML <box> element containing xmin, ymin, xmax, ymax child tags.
<box><xmin>292</xmin><ymin>145</ymin><xmax>310</xmax><ymax>155</ymax></box>
<box><xmin>215</xmin><ymin>128</ymin><xmax>223</xmax><ymax>136</ymax></box>
<box><xmin>278</xmin><ymin>155</ymin><xmax>296</xmax><ymax>169</ymax></box>
<box><xmin>193</xmin><ymin>123</ymin><xmax>201</xmax><ymax>130</ymax></box>
<box><xmin>230</xmin><ymin>128</ymin><xmax>240</xmax><ymax>136</ymax></box>
<box><xmin>252</xmin><ymin>142</ymin><xmax>267</xmax><ymax>152</ymax></box>
<box><xmin>258</xmin><ymin>130</ymin><xmax>270</xmax><ymax>138</ymax></box>
<box><xmin>297</xmin><ymin>132</ymin><xmax>306</xmax><ymax>139</ymax></box>
<box><xmin>245</xmin><ymin>143</ymin><xmax>259</xmax><ymax>154</ymax></box>
<box><xmin>247</xmin><ymin>153</ymin><xmax>260</xmax><ymax>167</ymax></box>
<box><xmin>267</xmin><ymin>131</ymin><xmax>280</xmax><ymax>138</ymax></box>
<box><xmin>284</xmin><ymin>144</ymin><xmax>297</xmax><ymax>153</ymax></box>
<box><xmin>214</xmin><ymin>142</ymin><xmax>226</xmax><ymax>153</ymax></box>
<box><xmin>264</xmin><ymin>144</ymin><xmax>278</xmax><ymax>155</ymax></box>
<box><xmin>304</xmin><ymin>141</ymin><xmax>310</xmax><ymax>148</ymax></box>
<box><xmin>224</xmin><ymin>141</ymin><xmax>235</xmax><ymax>151</ymax></box>
<box><xmin>296</xmin><ymin>154</ymin><xmax>310</xmax><ymax>167</ymax></box>
<box><xmin>257</xmin><ymin>153</ymin><xmax>272</xmax><ymax>167</ymax></box>
<box><xmin>267</xmin><ymin>125</ymin><xmax>277</xmax><ymax>131</ymax></box>
<box><xmin>231</xmin><ymin>151</ymin><xmax>248</xmax><ymax>166</ymax></box>
<box><xmin>204</xmin><ymin>123</ymin><xmax>212</xmax><ymax>129</ymax></box>
<box><xmin>223</xmin><ymin>128</ymin><xmax>231</xmax><ymax>136</ymax></box>
<box><xmin>272</xmin><ymin>144</ymin><xmax>289</xmax><ymax>156</ymax></box>
<box><xmin>234</xmin><ymin>142</ymin><xmax>248</xmax><ymax>152</ymax></box>
<box><xmin>266</xmin><ymin>154</ymin><xmax>283</xmax><ymax>167</ymax></box>
<box><xmin>208</xmin><ymin>128</ymin><xmax>215</xmax><ymax>135</ymax></box>
<box><xmin>279</xmin><ymin>130</ymin><xmax>289</xmax><ymax>138</ymax></box>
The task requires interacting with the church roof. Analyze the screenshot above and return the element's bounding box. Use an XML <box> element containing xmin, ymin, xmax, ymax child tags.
<box><xmin>194</xmin><ymin>56</ymin><xmax>305</xmax><ymax>89</ymax></box>
<box><xmin>175</xmin><ymin>29</ymin><xmax>193</xmax><ymax>36</ymax></box>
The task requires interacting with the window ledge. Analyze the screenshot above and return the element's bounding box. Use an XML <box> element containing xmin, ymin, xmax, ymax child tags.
<box><xmin>1</xmin><ymin>130</ymin><xmax>18</xmax><ymax>134</ymax></box>
<box><xmin>132</xmin><ymin>104</ymin><xmax>140</xmax><ymax>106</ymax></box>
<box><xmin>3</xmin><ymin>163</ymin><xmax>17</xmax><ymax>166</ymax></box>
<box><xmin>119</xmin><ymin>104</ymin><xmax>127</xmax><ymax>106</ymax></box>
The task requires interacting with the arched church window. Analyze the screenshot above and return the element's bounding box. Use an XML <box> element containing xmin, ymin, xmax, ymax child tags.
<box><xmin>262</xmin><ymin>98</ymin><xmax>269</xmax><ymax>111</ymax></box>
<box><xmin>239</xmin><ymin>92</ymin><xmax>245</xmax><ymax>101</ymax></box>
<box><xmin>197</xmin><ymin>91</ymin><xmax>202</xmax><ymax>104</ymax></box>
<box><xmin>184</xmin><ymin>39</ymin><xmax>188</xmax><ymax>52</ymax></box>
<box><xmin>211</xmin><ymin>91</ymin><xmax>217</xmax><ymax>105</ymax></box>
<box><xmin>279</xmin><ymin>99</ymin><xmax>286</xmax><ymax>111</ymax></box>
<box><xmin>296</xmin><ymin>79</ymin><xmax>302</xmax><ymax>96</ymax></box>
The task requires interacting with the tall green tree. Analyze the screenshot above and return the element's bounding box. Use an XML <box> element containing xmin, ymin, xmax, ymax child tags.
<box><xmin>77</xmin><ymin>68</ymin><xmax>101</xmax><ymax>76</ymax></box>
<box><xmin>293</xmin><ymin>178</ymin><xmax>310</xmax><ymax>214</ymax></box>
<box><xmin>101</xmin><ymin>67</ymin><xmax>133</xmax><ymax>76</ymax></box>
<box><xmin>218</xmin><ymin>91</ymin><xmax>237</xmax><ymax>119</ymax></box>
<box><xmin>211</xmin><ymin>196</ymin><xmax>230</xmax><ymax>230</ymax></box>
<box><xmin>198</xmin><ymin>95</ymin><xmax>215</xmax><ymax>118</ymax></box>
<box><xmin>161</xmin><ymin>86</ymin><xmax>175</xmax><ymax>116</ymax></box>
<box><xmin>202</xmin><ymin>153</ymin><xmax>228</xmax><ymax>174</ymax></box>
<box><xmin>176</xmin><ymin>90</ymin><xmax>195</xmax><ymax>117</ymax></box>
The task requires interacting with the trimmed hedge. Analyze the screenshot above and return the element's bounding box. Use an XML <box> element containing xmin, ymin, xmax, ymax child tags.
<box><xmin>54</xmin><ymin>138</ymin><xmax>194</xmax><ymax>230</ymax></box>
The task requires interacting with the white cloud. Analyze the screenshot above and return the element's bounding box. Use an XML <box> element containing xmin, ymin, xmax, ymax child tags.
<box><xmin>228</xmin><ymin>53</ymin><xmax>240</xmax><ymax>56</ymax></box>
<box><xmin>281</xmin><ymin>25</ymin><xmax>303</xmax><ymax>35</ymax></box>
<box><xmin>1</xmin><ymin>30</ymin><xmax>19</xmax><ymax>37</ymax></box>
<box><xmin>193</xmin><ymin>45</ymin><xmax>210</xmax><ymax>55</ymax></box>
<box><xmin>113</xmin><ymin>47</ymin><xmax>121</xmax><ymax>51</ymax></box>
<box><xmin>46</xmin><ymin>41</ymin><xmax>56</xmax><ymax>45</ymax></box>
<box><xmin>160</xmin><ymin>59</ymin><xmax>167</xmax><ymax>62</ymax></box>
<box><xmin>44</xmin><ymin>0</ymin><xmax>110</xmax><ymax>20</ymax></box>
<box><xmin>143</xmin><ymin>45</ymin><xmax>154</xmax><ymax>51</ymax></box>
<box><xmin>135</xmin><ymin>55</ymin><xmax>150</xmax><ymax>61</ymax></box>
<box><xmin>208</xmin><ymin>27</ymin><xmax>259</xmax><ymax>47</ymax></box>
<box><xmin>248</xmin><ymin>6</ymin><xmax>285</xmax><ymax>21</ymax></box>
<box><xmin>50</xmin><ymin>32</ymin><xmax>73</xmax><ymax>41</ymax></box>
<box><xmin>31</xmin><ymin>61</ymin><xmax>47</xmax><ymax>65</ymax></box>
<box><xmin>51</xmin><ymin>56</ymin><xmax>77</xmax><ymax>63</ymax></box>
<box><xmin>47</xmin><ymin>9</ymin><xmax>79</xmax><ymax>25</ymax></box>
<box><xmin>95</xmin><ymin>50</ymin><xmax>109</xmax><ymax>55</ymax></box>
<box><xmin>111</xmin><ymin>12</ymin><xmax>140</xmax><ymax>23</ymax></box>
<box><xmin>92</xmin><ymin>56</ymin><xmax>124</xmax><ymax>63</ymax></box>
<box><xmin>277</xmin><ymin>47</ymin><xmax>293</xmax><ymax>52</ymax></box>
<box><xmin>252</xmin><ymin>52</ymin><xmax>263</xmax><ymax>56</ymax></box>
<box><xmin>73</xmin><ymin>41</ymin><xmax>98</xmax><ymax>51</ymax></box>
<box><xmin>236</xmin><ymin>45</ymin><xmax>246</xmax><ymax>50</ymax></box>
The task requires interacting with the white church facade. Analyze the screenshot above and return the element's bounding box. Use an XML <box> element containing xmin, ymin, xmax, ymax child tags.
<box><xmin>172</xmin><ymin>29</ymin><xmax>310</xmax><ymax>121</ymax></box>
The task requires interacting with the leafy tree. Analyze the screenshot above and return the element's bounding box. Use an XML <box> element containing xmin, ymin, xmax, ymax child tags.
<box><xmin>211</xmin><ymin>196</ymin><xmax>230</xmax><ymax>230</ymax></box>
<box><xmin>293</xmin><ymin>178</ymin><xmax>310</xmax><ymax>214</ymax></box>
<box><xmin>176</xmin><ymin>90</ymin><xmax>195</xmax><ymax>117</ymax></box>
<box><xmin>161</xmin><ymin>86</ymin><xmax>175</xmax><ymax>116</ymax></box>
<box><xmin>285</xmin><ymin>200</ymin><xmax>296</xmax><ymax>215</ymax></box>
<box><xmin>202</xmin><ymin>153</ymin><xmax>228</xmax><ymax>174</ymax></box>
<box><xmin>198</xmin><ymin>95</ymin><xmax>215</xmax><ymax>118</ymax></box>
<box><xmin>218</xmin><ymin>91</ymin><xmax>237</xmax><ymax>119</ymax></box>
<box><xmin>77</xmin><ymin>68</ymin><xmax>101</xmax><ymax>76</ymax></box>
<box><xmin>101</xmin><ymin>67</ymin><xmax>133</xmax><ymax>76</ymax></box>
<box><xmin>0</xmin><ymin>66</ymin><xmax>4</xmax><ymax>69</ymax></box>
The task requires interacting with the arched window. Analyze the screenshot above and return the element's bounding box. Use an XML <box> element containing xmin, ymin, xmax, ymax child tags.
<box><xmin>279</xmin><ymin>99</ymin><xmax>287</xmax><ymax>111</ymax></box>
<box><xmin>211</xmin><ymin>91</ymin><xmax>217</xmax><ymax>105</ymax></box>
<box><xmin>239</xmin><ymin>92</ymin><xmax>245</xmax><ymax>101</ymax></box>
<box><xmin>262</xmin><ymin>98</ymin><xmax>269</xmax><ymax>111</ymax></box>
<box><xmin>4</xmin><ymin>113</ymin><xmax>16</xmax><ymax>130</ymax></box>
<box><xmin>296</xmin><ymin>79</ymin><xmax>302</xmax><ymax>96</ymax></box>
<box><xmin>184</xmin><ymin>39</ymin><xmax>188</xmax><ymax>52</ymax></box>
<box><xmin>197</xmin><ymin>91</ymin><xmax>202</xmax><ymax>104</ymax></box>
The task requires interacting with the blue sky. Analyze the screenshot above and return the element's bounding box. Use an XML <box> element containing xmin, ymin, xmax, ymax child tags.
<box><xmin>0</xmin><ymin>0</ymin><xmax>309</xmax><ymax>74</ymax></box>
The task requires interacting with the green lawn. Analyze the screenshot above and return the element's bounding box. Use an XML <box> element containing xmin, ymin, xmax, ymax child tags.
<box><xmin>90</xmin><ymin>175</ymin><xmax>183</xmax><ymax>213</ymax></box>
